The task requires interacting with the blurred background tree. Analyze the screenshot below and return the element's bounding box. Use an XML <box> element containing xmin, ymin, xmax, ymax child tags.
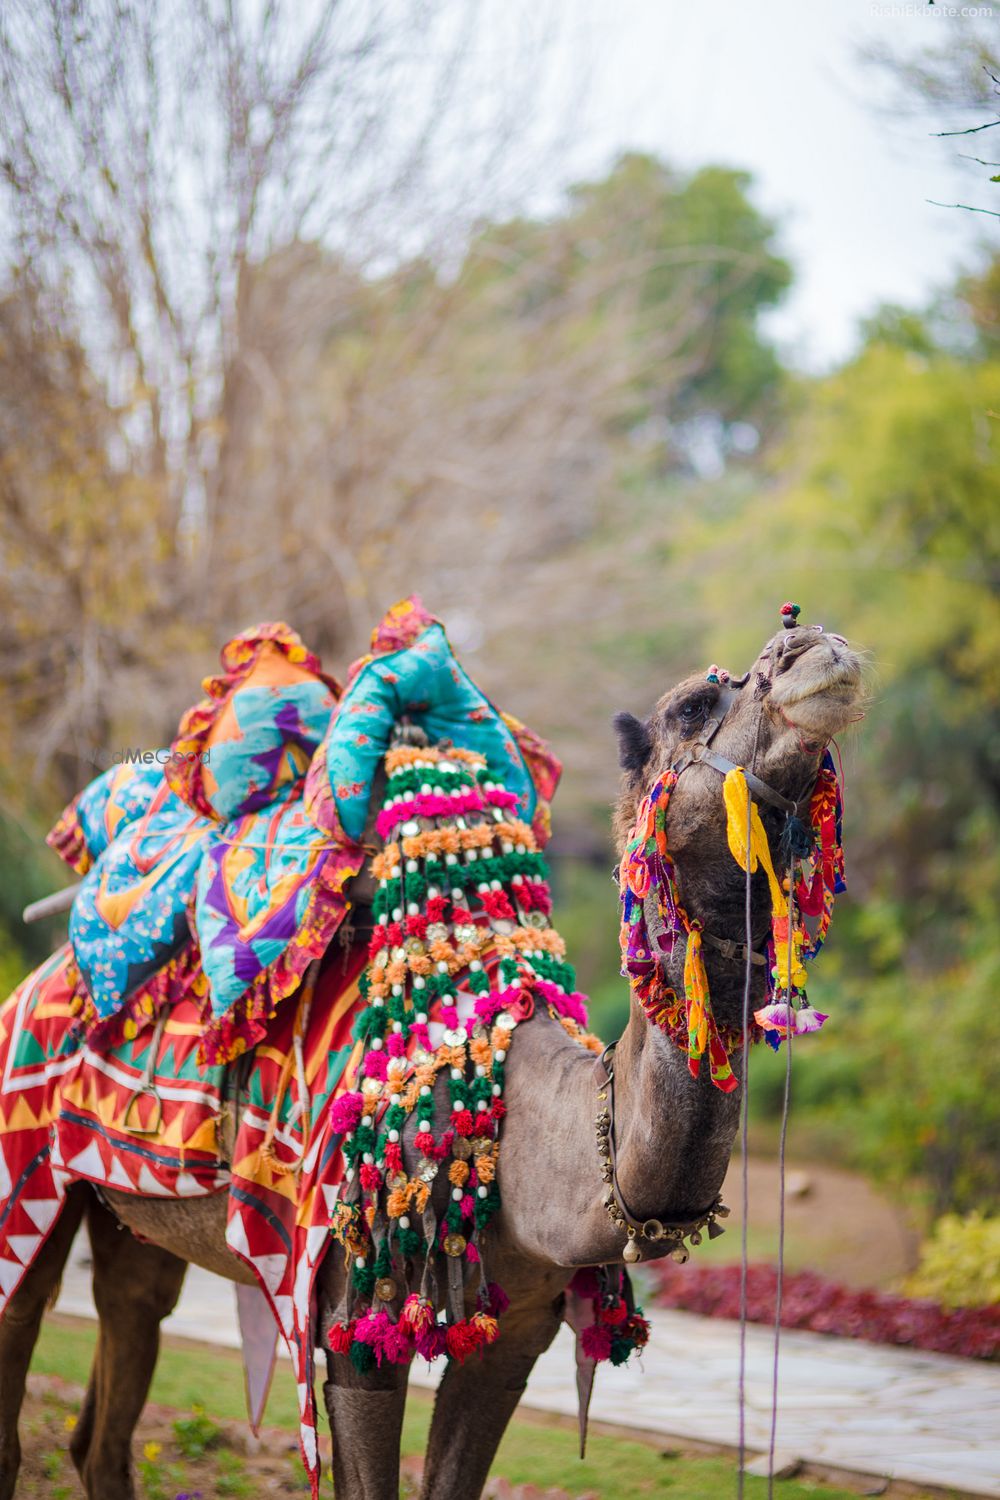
<box><xmin>0</xmin><ymin>2</ymin><xmax>997</xmax><ymax>1247</ymax></box>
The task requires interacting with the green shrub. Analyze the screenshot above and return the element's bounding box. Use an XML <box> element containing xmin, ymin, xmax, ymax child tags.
<box><xmin>172</xmin><ymin>1404</ymin><xmax>220</xmax><ymax>1459</ymax></box>
<box><xmin>905</xmin><ymin>1212</ymin><xmax>1000</xmax><ymax>1309</ymax></box>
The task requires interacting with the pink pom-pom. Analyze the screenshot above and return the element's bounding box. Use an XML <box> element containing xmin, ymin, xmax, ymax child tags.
<box><xmin>387</xmin><ymin>1032</ymin><xmax>406</xmax><ymax>1057</ymax></box>
<box><xmin>354</xmin><ymin>1309</ymin><xmax>412</xmax><ymax>1365</ymax></box>
<box><xmin>364</xmin><ymin>1051</ymin><xmax>388</xmax><ymax>1080</ymax></box>
<box><xmin>753</xmin><ymin>1002</ymin><xmax>795</xmax><ymax>1036</ymax></box>
<box><xmin>415</xmin><ymin>1323</ymin><xmax>448</xmax><ymax>1361</ymax></box>
<box><xmin>329</xmin><ymin>1091</ymin><xmax>364</xmax><ymax>1134</ymax></box>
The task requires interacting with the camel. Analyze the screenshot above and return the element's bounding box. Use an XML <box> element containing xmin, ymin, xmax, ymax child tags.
<box><xmin>0</xmin><ymin>618</ymin><xmax>863</xmax><ymax>1500</ymax></box>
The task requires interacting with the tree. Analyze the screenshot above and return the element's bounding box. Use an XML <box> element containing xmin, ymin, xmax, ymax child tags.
<box><xmin>0</xmin><ymin>2</ymin><xmax>793</xmax><ymax>811</ymax></box>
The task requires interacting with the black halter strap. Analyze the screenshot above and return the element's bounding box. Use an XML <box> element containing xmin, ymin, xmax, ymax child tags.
<box><xmin>670</xmin><ymin>684</ymin><xmax>803</xmax><ymax>818</ymax></box>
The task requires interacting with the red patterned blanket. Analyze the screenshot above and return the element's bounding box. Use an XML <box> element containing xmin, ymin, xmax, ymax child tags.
<box><xmin>0</xmin><ymin>941</ymin><xmax>366</xmax><ymax>1492</ymax></box>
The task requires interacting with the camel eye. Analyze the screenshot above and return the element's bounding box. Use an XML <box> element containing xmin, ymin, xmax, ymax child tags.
<box><xmin>678</xmin><ymin>694</ymin><xmax>711</xmax><ymax>725</ymax></box>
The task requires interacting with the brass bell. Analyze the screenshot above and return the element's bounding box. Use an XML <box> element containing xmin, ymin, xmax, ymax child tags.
<box><xmin>374</xmin><ymin>1276</ymin><xmax>397</xmax><ymax>1302</ymax></box>
<box><xmin>443</xmin><ymin>1233</ymin><xmax>467</xmax><ymax>1258</ymax></box>
<box><xmin>623</xmin><ymin>1236</ymin><xmax>641</xmax><ymax>1264</ymax></box>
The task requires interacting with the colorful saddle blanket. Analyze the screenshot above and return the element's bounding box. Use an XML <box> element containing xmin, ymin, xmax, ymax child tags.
<box><xmin>47</xmin><ymin>598</ymin><xmax>560</xmax><ymax>1062</ymax></box>
<box><xmin>0</xmin><ymin>940</ymin><xmax>366</xmax><ymax>1483</ymax></box>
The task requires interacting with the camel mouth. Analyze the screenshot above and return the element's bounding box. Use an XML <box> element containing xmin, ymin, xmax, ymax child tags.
<box><xmin>768</xmin><ymin>631</ymin><xmax>865</xmax><ymax>740</ymax></box>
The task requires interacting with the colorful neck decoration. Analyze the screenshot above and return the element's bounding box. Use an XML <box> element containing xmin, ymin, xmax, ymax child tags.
<box><xmin>618</xmin><ymin>749</ymin><xmax>845</xmax><ymax>1089</ymax></box>
<box><xmin>326</xmin><ymin>743</ymin><xmax>651</xmax><ymax>1372</ymax></box>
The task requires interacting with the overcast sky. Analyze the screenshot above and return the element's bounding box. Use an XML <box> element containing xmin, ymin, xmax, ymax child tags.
<box><xmin>529</xmin><ymin>0</ymin><xmax>996</xmax><ymax>369</ymax></box>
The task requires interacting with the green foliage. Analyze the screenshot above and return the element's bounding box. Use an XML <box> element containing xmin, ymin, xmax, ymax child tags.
<box><xmin>172</xmin><ymin>1403</ymin><xmax>221</xmax><ymax>1459</ymax></box>
<box><xmin>906</xmin><ymin>1211</ymin><xmax>1000</xmax><ymax>1309</ymax></box>
<box><xmin>456</xmin><ymin>151</ymin><xmax>792</xmax><ymax>442</ymax></box>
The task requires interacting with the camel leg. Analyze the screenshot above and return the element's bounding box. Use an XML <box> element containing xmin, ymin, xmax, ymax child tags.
<box><xmin>419</xmin><ymin>1289</ymin><xmax>564</xmax><ymax>1500</ymax></box>
<box><xmin>323</xmin><ymin>1350</ymin><xmax>410</xmax><ymax>1499</ymax></box>
<box><xmin>0</xmin><ymin>1181</ymin><xmax>88</xmax><ymax>1500</ymax></box>
<box><xmin>73</xmin><ymin>1193</ymin><xmax>187</xmax><ymax>1500</ymax></box>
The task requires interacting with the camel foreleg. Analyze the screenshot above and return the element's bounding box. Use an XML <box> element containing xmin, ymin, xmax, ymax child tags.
<box><xmin>0</xmin><ymin>1182</ymin><xmax>88</xmax><ymax>1500</ymax></box>
<box><xmin>418</xmin><ymin>1285</ymin><xmax>564</xmax><ymax>1500</ymax></box>
<box><xmin>322</xmin><ymin>1348</ymin><xmax>410</xmax><ymax>1500</ymax></box>
<box><xmin>71</xmin><ymin>1192</ymin><xmax>187</xmax><ymax>1500</ymax></box>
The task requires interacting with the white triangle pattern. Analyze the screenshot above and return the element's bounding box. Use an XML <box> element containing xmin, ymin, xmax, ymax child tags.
<box><xmin>251</xmin><ymin>1252</ymin><xmax>286</xmax><ymax>1295</ymax></box>
<box><xmin>23</xmin><ymin>1198</ymin><xmax>62</xmax><ymax>1235</ymax></box>
<box><xmin>0</xmin><ymin>1259</ymin><xmax>23</xmax><ymax>1297</ymax></box>
<box><xmin>7</xmin><ymin>1234</ymin><xmax>42</xmax><ymax>1266</ymax></box>
<box><xmin>174</xmin><ymin>1171</ymin><xmax>209</xmax><ymax>1198</ymax></box>
<box><xmin>108</xmin><ymin>1157</ymin><xmax>133</xmax><ymax>1188</ymax></box>
<box><xmin>226</xmin><ymin>1210</ymin><xmax>250</xmax><ymax>1260</ymax></box>
<box><xmin>0</xmin><ymin>1143</ymin><xmax>11</xmax><ymax>1200</ymax></box>
<box><xmin>67</xmin><ymin>1141</ymin><xmax>106</xmax><ymax>1181</ymax></box>
<box><xmin>271</xmin><ymin>1294</ymin><xmax>294</xmax><ymax>1334</ymax></box>
<box><xmin>137</xmin><ymin>1163</ymin><xmax>170</xmax><ymax>1196</ymax></box>
<box><xmin>299</xmin><ymin>1420</ymin><xmax>317</xmax><ymax>1468</ymax></box>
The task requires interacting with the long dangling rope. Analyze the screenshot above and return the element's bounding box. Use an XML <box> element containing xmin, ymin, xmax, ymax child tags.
<box><xmin>767</xmin><ymin>859</ymin><xmax>796</xmax><ymax>1499</ymax></box>
<box><xmin>736</xmin><ymin>775</ymin><xmax>753</xmax><ymax>1500</ymax></box>
<box><xmin>735</xmin><ymin>707</ymin><xmax>764</xmax><ymax>1500</ymax></box>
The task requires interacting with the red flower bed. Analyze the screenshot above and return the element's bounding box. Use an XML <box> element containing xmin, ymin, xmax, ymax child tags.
<box><xmin>650</xmin><ymin>1261</ymin><xmax>1000</xmax><ymax>1360</ymax></box>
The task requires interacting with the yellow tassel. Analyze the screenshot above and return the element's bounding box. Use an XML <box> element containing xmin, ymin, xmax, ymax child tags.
<box><xmin>684</xmin><ymin>927</ymin><xmax>710</xmax><ymax>1062</ymax></box>
<box><xmin>722</xmin><ymin>767</ymin><xmax>786</xmax><ymax>916</ymax></box>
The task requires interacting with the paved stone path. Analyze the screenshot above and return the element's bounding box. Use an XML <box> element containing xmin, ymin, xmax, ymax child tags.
<box><xmin>54</xmin><ymin>1234</ymin><xmax>1000</xmax><ymax>1497</ymax></box>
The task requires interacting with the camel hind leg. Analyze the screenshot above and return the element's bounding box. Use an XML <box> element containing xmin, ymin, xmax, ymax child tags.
<box><xmin>71</xmin><ymin>1192</ymin><xmax>187</xmax><ymax>1500</ymax></box>
<box><xmin>0</xmin><ymin>1180</ymin><xmax>88</xmax><ymax>1500</ymax></box>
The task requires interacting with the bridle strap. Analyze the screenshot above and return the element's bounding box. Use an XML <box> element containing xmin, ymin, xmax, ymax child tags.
<box><xmin>687</xmin><ymin>745</ymin><xmax>801</xmax><ymax>816</ymax></box>
<box><xmin>670</xmin><ymin>681</ymin><xmax>803</xmax><ymax>818</ymax></box>
<box><xmin>701</xmin><ymin>930</ymin><xmax>767</xmax><ymax>967</ymax></box>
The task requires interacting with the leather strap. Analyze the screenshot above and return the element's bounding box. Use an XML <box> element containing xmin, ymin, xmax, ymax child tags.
<box><xmin>669</xmin><ymin>679</ymin><xmax>803</xmax><ymax>818</ymax></box>
<box><xmin>701</xmin><ymin>930</ymin><xmax>767</xmax><ymax>966</ymax></box>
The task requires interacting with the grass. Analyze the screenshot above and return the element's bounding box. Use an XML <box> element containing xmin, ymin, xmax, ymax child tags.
<box><xmin>27</xmin><ymin>1314</ymin><xmax>947</xmax><ymax>1500</ymax></box>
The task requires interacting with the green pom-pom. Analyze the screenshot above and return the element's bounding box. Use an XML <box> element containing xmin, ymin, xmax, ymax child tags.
<box><xmin>349</xmin><ymin>1342</ymin><xmax>375</xmax><ymax>1375</ymax></box>
<box><xmin>352</xmin><ymin>1263</ymin><xmax>376</xmax><ymax>1296</ymax></box>
<box><xmin>397</xmin><ymin>1226</ymin><xmax>424</xmax><ymax>1257</ymax></box>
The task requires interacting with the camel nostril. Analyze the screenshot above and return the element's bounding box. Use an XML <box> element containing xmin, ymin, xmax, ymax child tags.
<box><xmin>775</xmin><ymin>633</ymin><xmax>818</xmax><ymax>672</ymax></box>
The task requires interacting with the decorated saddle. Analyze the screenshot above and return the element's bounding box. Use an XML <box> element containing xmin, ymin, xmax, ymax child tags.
<box><xmin>0</xmin><ymin>598</ymin><xmax>646</xmax><ymax>1497</ymax></box>
<box><xmin>46</xmin><ymin>598</ymin><xmax>556</xmax><ymax>1062</ymax></box>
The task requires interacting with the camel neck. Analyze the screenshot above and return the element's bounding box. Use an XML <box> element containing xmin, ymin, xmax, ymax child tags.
<box><xmin>608</xmin><ymin>990</ymin><xmax>744</xmax><ymax>1225</ymax></box>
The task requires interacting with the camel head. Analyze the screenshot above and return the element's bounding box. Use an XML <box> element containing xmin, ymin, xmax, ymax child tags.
<box><xmin>613</xmin><ymin>610</ymin><xmax>865</xmax><ymax>1030</ymax></box>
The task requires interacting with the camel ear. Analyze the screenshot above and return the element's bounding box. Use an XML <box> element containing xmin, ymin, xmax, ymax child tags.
<box><xmin>613</xmin><ymin>712</ymin><xmax>653</xmax><ymax>773</ymax></box>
